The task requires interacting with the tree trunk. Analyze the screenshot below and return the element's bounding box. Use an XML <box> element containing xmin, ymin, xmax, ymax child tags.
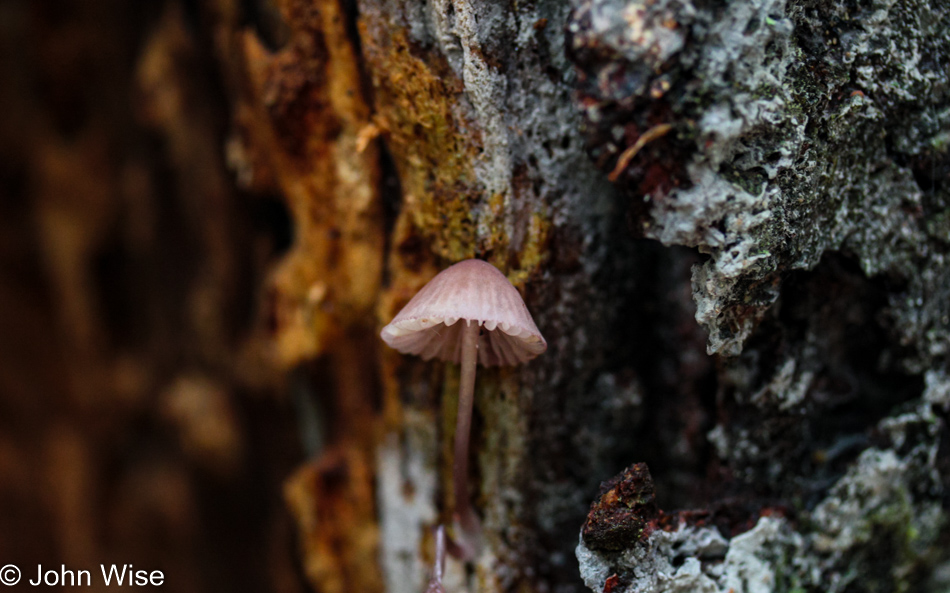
<box><xmin>0</xmin><ymin>0</ymin><xmax>948</xmax><ymax>592</ymax></box>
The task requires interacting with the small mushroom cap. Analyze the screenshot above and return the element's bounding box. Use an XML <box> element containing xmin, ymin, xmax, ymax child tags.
<box><xmin>380</xmin><ymin>259</ymin><xmax>547</xmax><ymax>367</ymax></box>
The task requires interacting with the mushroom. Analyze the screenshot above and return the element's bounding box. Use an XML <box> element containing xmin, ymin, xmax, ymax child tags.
<box><xmin>380</xmin><ymin>259</ymin><xmax>547</xmax><ymax>556</ymax></box>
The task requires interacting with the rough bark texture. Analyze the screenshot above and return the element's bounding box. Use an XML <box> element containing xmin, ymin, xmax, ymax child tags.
<box><xmin>1</xmin><ymin>0</ymin><xmax>948</xmax><ymax>593</ymax></box>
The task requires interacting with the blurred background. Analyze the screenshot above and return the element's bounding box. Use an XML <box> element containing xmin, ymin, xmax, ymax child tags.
<box><xmin>0</xmin><ymin>2</ymin><xmax>308</xmax><ymax>592</ymax></box>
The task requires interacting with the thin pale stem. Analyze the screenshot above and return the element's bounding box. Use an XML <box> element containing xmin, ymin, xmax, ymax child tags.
<box><xmin>453</xmin><ymin>320</ymin><xmax>481</xmax><ymax>547</ymax></box>
<box><xmin>434</xmin><ymin>525</ymin><xmax>445</xmax><ymax>582</ymax></box>
<box><xmin>425</xmin><ymin>525</ymin><xmax>447</xmax><ymax>593</ymax></box>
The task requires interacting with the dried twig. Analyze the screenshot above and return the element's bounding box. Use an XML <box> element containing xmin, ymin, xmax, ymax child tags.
<box><xmin>607</xmin><ymin>123</ymin><xmax>673</xmax><ymax>182</ymax></box>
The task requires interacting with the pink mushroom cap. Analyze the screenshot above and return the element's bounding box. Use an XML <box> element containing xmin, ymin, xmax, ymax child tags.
<box><xmin>380</xmin><ymin>259</ymin><xmax>547</xmax><ymax>367</ymax></box>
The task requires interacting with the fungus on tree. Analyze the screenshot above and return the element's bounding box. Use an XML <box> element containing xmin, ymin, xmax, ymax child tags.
<box><xmin>380</xmin><ymin>259</ymin><xmax>547</xmax><ymax>571</ymax></box>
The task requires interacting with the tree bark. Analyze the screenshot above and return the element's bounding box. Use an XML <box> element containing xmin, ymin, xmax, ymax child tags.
<box><xmin>0</xmin><ymin>0</ymin><xmax>948</xmax><ymax>592</ymax></box>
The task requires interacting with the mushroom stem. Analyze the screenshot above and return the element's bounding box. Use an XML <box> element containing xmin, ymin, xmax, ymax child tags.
<box><xmin>453</xmin><ymin>320</ymin><xmax>481</xmax><ymax>545</ymax></box>
<box><xmin>425</xmin><ymin>525</ymin><xmax>446</xmax><ymax>593</ymax></box>
<box><xmin>434</xmin><ymin>525</ymin><xmax>445</xmax><ymax>582</ymax></box>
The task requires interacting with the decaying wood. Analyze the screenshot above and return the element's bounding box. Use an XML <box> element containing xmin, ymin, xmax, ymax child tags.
<box><xmin>1</xmin><ymin>0</ymin><xmax>949</xmax><ymax>592</ymax></box>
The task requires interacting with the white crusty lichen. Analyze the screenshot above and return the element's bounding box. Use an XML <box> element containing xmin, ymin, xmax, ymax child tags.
<box><xmin>808</xmin><ymin>404</ymin><xmax>945</xmax><ymax>592</ymax></box>
<box><xmin>577</xmin><ymin>517</ymin><xmax>807</xmax><ymax>593</ymax></box>
<box><xmin>571</xmin><ymin>0</ymin><xmax>950</xmax><ymax>357</ymax></box>
<box><xmin>578</xmin><ymin>403</ymin><xmax>946</xmax><ymax>593</ymax></box>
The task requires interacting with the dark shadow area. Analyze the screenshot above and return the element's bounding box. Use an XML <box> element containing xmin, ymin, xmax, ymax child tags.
<box><xmin>720</xmin><ymin>253</ymin><xmax>924</xmax><ymax>506</ymax></box>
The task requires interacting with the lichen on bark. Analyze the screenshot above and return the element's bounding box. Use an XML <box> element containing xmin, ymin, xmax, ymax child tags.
<box><xmin>568</xmin><ymin>0</ymin><xmax>950</xmax><ymax>590</ymax></box>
